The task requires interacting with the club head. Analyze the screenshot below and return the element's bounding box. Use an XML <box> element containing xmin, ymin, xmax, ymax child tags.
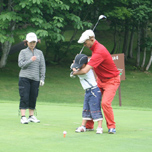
<box><xmin>98</xmin><ymin>15</ymin><xmax>107</xmax><ymax>20</ymax></box>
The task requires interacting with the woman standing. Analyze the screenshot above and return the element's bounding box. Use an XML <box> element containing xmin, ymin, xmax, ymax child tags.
<box><xmin>18</xmin><ymin>32</ymin><xmax>46</xmax><ymax>124</ymax></box>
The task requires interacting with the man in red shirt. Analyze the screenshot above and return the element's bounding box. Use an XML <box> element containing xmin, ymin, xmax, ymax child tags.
<box><xmin>72</xmin><ymin>29</ymin><xmax>120</xmax><ymax>134</ymax></box>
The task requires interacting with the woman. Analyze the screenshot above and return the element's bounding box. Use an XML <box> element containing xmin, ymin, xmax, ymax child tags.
<box><xmin>18</xmin><ymin>32</ymin><xmax>46</xmax><ymax>124</ymax></box>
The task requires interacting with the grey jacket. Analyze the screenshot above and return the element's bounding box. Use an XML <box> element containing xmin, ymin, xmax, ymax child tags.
<box><xmin>18</xmin><ymin>47</ymin><xmax>46</xmax><ymax>81</ymax></box>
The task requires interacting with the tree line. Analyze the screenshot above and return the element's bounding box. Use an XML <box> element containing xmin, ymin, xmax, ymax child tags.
<box><xmin>0</xmin><ymin>0</ymin><xmax>152</xmax><ymax>70</ymax></box>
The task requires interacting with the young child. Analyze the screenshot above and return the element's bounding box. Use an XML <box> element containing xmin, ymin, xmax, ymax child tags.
<box><xmin>70</xmin><ymin>54</ymin><xmax>103</xmax><ymax>134</ymax></box>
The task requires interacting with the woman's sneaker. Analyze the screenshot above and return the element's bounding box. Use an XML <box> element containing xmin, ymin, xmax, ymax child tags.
<box><xmin>21</xmin><ymin>116</ymin><xmax>28</xmax><ymax>124</ymax></box>
<box><xmin>28</xmin><ymin>116</ymin><xmax>40</xmax><ymax>123</ymax></box>
<box><xmin>75</xmin><ymin>126</ymin><xmax>86</xmax><ymax>133</ymax></box>
<box><xmin>96</xmin><ymin>127</ymin><xmax>103</xmax><ymax>134</ymax></box>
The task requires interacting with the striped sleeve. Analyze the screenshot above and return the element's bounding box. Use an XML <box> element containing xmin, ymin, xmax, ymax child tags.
<box><xmin>39</xmin><ymin>51</ymin><xmax>46</xmax><ymax>81</ymax></box>
<box><xmin>18</xmin><ymin>50</ymin><xmax>33</xmax><ymax>69</ymax></box>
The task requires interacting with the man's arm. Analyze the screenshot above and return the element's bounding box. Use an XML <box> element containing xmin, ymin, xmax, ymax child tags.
<box><xmin>73</xmin><ymin>64</ymin><xmax>93</xmax><ymax>75</ymax></box>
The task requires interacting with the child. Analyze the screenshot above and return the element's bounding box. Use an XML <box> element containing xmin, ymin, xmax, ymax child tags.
<box><xmin>70</xmin><ymin>54</ymin><xmax>103</xmax><ymax>134</ymax></box>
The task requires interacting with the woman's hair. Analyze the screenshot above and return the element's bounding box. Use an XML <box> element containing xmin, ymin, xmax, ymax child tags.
<box><xmin>23</xmin><ymin>39</ymin><xmax>41</xmax><ymax>46</ymax></box>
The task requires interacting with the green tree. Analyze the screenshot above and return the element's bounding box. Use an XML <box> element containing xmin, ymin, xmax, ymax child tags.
<box><xmin>93</xmin><ymin>0</ymin><xmax>152</xmax><ymax>69</ymax></box>
<box><xmin>129</xmin><ymin>0</ymin><xmax>152</xmax><ymax>68</ymax></box>
<box><xmin>1</xmin><ymin>0</ymin><xmax>152</xmax><ymax>69</ymax></box>
<box><xmin>0</xmin><ymin>0</ymin><xmax>94</xmax><ymax>68</ymax></box>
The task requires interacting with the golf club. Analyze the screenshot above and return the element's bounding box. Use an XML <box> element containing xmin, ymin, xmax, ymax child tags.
<box><xmin>79</xmin><ymin>15</ymin><xmax>107</xmax><ymax>54</ymax></box>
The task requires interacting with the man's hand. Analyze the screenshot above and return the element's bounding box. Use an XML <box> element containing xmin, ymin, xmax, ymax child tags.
<box><xmin>40</xmin><ymin>80</ymin><xmax>45</xmax><ymax>86</ymax></box>
<box><xmin>73</xmin><ymin>64</ymin><xmax>92</xmax><ymax>75</ymax></box>
<box><xmin>72</xmin><ymin>68</ymin><xmax>79</xmax><ymax>72</ymax></box>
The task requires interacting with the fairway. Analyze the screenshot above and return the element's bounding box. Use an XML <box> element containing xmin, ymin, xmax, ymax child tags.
<box><xmin>0</xmin><ymin>101</ymin><xmax>152</xmax><ymax>152</ymax></box>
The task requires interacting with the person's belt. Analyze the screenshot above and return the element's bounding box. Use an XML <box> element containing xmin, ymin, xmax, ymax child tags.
<box><xmin>86</xmin><ymin>85</ymin><xmax>98</xmax><ymax>91</ymax></box>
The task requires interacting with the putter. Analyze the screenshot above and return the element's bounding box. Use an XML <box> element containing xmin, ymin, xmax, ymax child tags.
<box><xmin>79</xmin><ymin>15</ymin><xmax>107</xmax><ymax>54</ymax></box>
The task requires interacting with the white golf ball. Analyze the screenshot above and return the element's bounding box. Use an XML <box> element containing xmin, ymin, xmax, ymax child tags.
<box><xmin>63</xmin><ymin>131</ymin><xmax>67</xmax><ymax>134</ymax></box>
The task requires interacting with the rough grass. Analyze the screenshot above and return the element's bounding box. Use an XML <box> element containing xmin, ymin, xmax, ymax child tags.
<box><xmin>0</xmin><ymin>62</ymin><xmax>152</xmax><ymax>109</ymax></box>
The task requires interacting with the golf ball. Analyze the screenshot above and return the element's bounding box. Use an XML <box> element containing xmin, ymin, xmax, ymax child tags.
<box><xmin>63</xmin><ymin>131</ymin><xmax>67</xmax><ymax>134</ymax></box>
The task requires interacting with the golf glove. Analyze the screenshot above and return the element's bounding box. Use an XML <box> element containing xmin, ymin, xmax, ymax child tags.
<box><xmin>70</xmin><ymin>63</ymin><xmax>74</xmax><ymax>71</ymax></box>
<box><xmin>70</xmin><ymin>72</ymin><xmax>76</xmax><ymax>78</ymax></box>
<box><xmin>40</xmin><ymin>80</ymin><xmax>45</xmax><ymax>86</ymax></box>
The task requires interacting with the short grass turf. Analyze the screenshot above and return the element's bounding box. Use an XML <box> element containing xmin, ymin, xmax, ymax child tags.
<box><xmin>0</xmin><ymin>102</ymin><xmax>152</xmax><ymax>152</ymax></box>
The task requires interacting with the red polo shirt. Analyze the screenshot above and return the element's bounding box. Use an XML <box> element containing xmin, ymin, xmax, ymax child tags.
<box><xmin>88</xmin><ymin>40</ymin><xmax>120</xmax><ymax>80</ymax></box>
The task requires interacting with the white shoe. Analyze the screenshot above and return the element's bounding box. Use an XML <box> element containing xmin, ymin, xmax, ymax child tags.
<box><xmin>28</xmin><ymin>116</ymin><xmax>40</xmax><ymax>123</ymax></box>
<box><xmin>21</xmin><ymin>116</ymin><xmax>28</xmax><ymax>124</ymax></box>
<box><xmin>75</xmin><ymin>126</ymin><xmax>86</xmax><ymax>133</ymax></box>
<box><xmin>96</xmin><ymin>127</ymin><xmax>103</xmax><ymax>134</ymax></box>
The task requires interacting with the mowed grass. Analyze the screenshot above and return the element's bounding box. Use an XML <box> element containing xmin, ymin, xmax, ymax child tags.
<box><xmin>0</xmin><ymin>62</ymin><xmax>152</xmax><ymax>152</ymax></box>
<box><xmin>0</xmin><ymin>102</ymin><xmax>152</xmax><ymax>152</ymax></box>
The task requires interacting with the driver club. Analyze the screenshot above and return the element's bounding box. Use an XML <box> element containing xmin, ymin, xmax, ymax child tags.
<box><xmin>79</xmin><ymin>15</ymin><xmax>107</xmax><ymax>54</ymax></box>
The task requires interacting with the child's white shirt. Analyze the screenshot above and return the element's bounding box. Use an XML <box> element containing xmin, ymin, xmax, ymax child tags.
<box><xmin>78</xmin><ymin>69</ymin><xmax>97</xmax><ymax>90</ymax></box>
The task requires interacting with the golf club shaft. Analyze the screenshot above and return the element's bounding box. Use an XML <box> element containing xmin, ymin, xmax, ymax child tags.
<box><xmin>92</xmin><ymin>20</ymin><xmax>99</xmax><ymax>31</ymax></box>
<box><xmin>79</xmin><ymin>19</ymin><xmax>100</xmax><ymax>54</ymax></box>
<box><xmin>79</xmin><ymin>46</ymin><xmax>85</xmax><ymax>54</ymax></box>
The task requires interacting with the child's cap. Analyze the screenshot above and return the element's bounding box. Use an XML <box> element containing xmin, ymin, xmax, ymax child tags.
<box><xmin>72</xmin><ymin>54</ymin><xmax>88</xmax><ymax>69</ymax></box>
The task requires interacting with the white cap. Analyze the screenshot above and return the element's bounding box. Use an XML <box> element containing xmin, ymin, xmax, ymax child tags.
<box><xmin>26</xmin><ymin>32</ymin><xmax>37</xmax><ymax>42</ymax></box>
<box><xmin>78</xmin><ymin>29</ymin><xmax>95</xmax><ymax>43</ymax></box>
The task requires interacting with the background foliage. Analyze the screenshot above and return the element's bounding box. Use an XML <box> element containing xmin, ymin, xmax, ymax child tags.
<box><xmin>0</xmin><ymin>0</ymin><xmax>152</xmax><ymax>69</ymax></box>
